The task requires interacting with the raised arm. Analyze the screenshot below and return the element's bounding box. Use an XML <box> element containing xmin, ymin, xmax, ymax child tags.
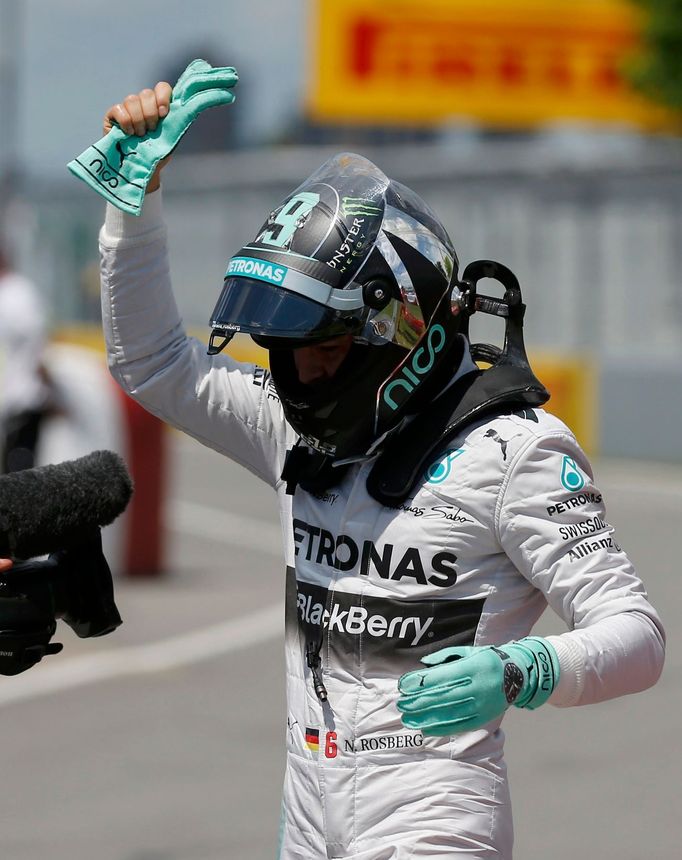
<box><xmin>97</xmin><ymin>77</ymin><xmax>294</xmax><ymax>488</ymax></box>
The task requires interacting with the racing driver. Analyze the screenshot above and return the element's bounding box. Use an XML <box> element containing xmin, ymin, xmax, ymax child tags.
<box><xmin>97</xmin><ymin>81</ymin><xmax>665</xmax><ymax>859</ymax></box>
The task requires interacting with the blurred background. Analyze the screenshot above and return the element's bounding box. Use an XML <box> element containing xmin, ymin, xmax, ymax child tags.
<box><xmin>0</xmin><ymin>1</ymin><xmax>680</xmax><ymax>858</ymax></box>
<box><xmin>2</xmin><ymin>0</ymin><xmax>682</xmax><ymax>458</ymax></box>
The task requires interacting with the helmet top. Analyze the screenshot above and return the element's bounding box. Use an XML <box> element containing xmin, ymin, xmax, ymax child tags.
<box><xmin>209</xmin><ymin>152</ymin><xmax>466</xmax><ymax>461</ymax></box>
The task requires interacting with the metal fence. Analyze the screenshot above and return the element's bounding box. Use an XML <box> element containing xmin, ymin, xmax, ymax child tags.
<box><xmin>14</xmin><ymin>136</ymin><xmax>682</xmax><ymax>458</ymax></box>
<box><xmin>19</xmin><ymin>137</ymin><xmax>682</xmax><ymax>354</ymax></box>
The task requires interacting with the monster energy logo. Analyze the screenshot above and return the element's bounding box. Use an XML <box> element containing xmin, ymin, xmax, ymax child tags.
<box><xmin>341</xmin><ymin>197</ymin><xmax>382</xmax><ymax>217</ymax></box>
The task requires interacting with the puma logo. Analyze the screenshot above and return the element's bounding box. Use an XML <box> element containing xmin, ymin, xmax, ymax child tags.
<box><xmin>484</xmin><ymin>429</ymin><xmax>521</xmax><ymax>461</ymax></box>
<box><xmin>115</xmin><ymin>140</ymin><xmax>136</xmax><ymax>168</ymax></box>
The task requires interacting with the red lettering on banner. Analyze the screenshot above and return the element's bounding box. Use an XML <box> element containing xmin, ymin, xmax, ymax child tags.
<box><xmin>593</xmin><ymin>61</ymin><xmax>621</xmax><ymax>90</ymax></box>
<box><xmin>348</xmin><ymin>16</ymin><xmax>636</xmax><ymax>94</ymax></box>
<box><xmin>546</xmin><ymin>58</ymin><xmax>571</xmax><ymax>88</ymax></box>
<box><xmin>351</xmin><ymin>18</ymin><xmax>381</xmax><ymax>77</ymax></box>
<box><xmin>498</xmin><ymin>51</ymin><xmax>525</xmax><ymax>85</ymax></box>
<box><xmin>433</xmin><ymin>54</ymin><xmax>475</xmax><ymax>83</ymax></box>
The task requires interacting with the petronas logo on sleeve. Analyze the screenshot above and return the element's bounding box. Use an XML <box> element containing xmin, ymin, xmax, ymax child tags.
<box><xmin>560</xmin><ymin>456</ymin><xmax>585</xmax><ymax>492</ymax></box>
<box><xmin>341</xmin><ymin>196</ymin><xmax>382</xmax><ymax>217</ymax></box>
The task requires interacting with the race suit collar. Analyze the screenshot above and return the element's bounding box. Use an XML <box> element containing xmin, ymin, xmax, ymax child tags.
<box><xmin>365</xmin><ymin>354</ymin><xmax>550</xmax><ymax>506</ymax></box>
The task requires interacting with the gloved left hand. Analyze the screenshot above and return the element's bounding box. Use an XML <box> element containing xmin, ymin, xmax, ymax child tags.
<box><xmin>67</xmin><ymin>59</ymin><xmax>238</xmax><ymax>215</ymax></box>
<box><xmin>397</xmin><ymin>636</ymin><xmax>560</xmax><ymax>736</ymax></box>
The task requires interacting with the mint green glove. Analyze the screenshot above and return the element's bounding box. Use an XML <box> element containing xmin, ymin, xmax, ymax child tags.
<box><xmin>397</xmin><ymin>636</ymin><xmax>559</xmax><ymax>736</ymax></box>
<box><xmin>67</xmin><ymin>59</ymin><xmax>238</xmax><ymax>215</ymax></box>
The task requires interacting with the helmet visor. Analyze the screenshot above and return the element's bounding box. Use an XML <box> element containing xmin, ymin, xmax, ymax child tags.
<box><xmin>210</xmin><ymin>276</ymin><xmax>363</xmax><ymax>341</ymax></box>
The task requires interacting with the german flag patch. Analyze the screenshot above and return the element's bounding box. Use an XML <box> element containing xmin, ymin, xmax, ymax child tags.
<box><xmin>305</xmin><ymin>728</ymin><xmax>320</xmax><ymax>751</ymax></box>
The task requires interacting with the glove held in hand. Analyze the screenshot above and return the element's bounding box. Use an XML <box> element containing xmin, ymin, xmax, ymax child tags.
<box><xmin>67</xmin><ymin>59</ymin><xmax>238</xmax><ymax>215</ymax></box>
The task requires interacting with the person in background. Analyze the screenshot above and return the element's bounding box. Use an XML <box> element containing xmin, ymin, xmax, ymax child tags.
<box><xmin>0</xmin><ymin>244</ymin><xmax>56</xmax><ymax>473</ymax></box>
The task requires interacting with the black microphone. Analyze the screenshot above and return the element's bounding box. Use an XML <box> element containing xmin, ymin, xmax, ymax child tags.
<box><xmin>0</xmin><ymin>451</ymin><xmax>134</xmax><ymax>673</ymax></box>
<box><xmin>0</xmin><ymin>449</ymin><xmax>134</xmax><ymax>560</ymax></box>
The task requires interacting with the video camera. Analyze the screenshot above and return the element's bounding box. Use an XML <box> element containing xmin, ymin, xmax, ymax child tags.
<box><xmin>0</xmin><ymin>451</ymin><xmax>133</xmax><ymax>675</ymax></box>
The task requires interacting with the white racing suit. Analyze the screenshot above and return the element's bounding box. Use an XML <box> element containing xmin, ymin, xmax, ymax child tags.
<box><xmin>100</xmin><ymin>193</ymin><xmax>665</xmax><ymax>859</ymax></box>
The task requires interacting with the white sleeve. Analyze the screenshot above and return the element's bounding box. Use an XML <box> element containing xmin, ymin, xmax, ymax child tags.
<box><xmin>99</xmin><ymin>191</ymin><xmax>294</xmax><ymax>488</ymax></box>
<box><xmin>496</xmin><ymin>430</ymin><xmax>665</xmax><ymax>707</ymax></box>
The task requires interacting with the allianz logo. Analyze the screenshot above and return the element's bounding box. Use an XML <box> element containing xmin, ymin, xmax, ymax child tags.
<box><xmin>383</xmin><ymin>324</ymin><xmax>446</xmax><ymax>411</ymax></box>
<box><xmin>297</xmin><ymin>593</ymin><xmax>432</xmax><ymax>646</ymax></box>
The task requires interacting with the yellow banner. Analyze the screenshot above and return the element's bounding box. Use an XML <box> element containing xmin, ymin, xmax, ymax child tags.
<box><xmin>307</xmin><ymin>0</ymin><xmax>673</xmax><ymax>130</ymax></box>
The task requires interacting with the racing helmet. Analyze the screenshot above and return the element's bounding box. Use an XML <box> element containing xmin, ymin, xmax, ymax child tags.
<box><xmin>209</xmin><ymin>152</ymin><xmax>468</xmax><ymax>461</ymax></box>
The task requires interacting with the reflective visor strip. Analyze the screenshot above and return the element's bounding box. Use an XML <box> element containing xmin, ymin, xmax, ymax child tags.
<box><xmin>225</xmin><ymin>255</ymin><xmax>365</xmax><ymax>311</ymax></box>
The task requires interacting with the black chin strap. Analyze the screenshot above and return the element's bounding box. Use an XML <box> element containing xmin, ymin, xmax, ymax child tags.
<box><xmin>281</xmin><ymin>444</ymin><xmax>349</xmax><ymax>496</ymax></box>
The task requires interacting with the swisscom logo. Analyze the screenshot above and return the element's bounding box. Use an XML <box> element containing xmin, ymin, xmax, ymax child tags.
<box><xmin>226</xmin><ymin>256</ymin><xmax>288</xmax><ymax>286</ymax></box>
